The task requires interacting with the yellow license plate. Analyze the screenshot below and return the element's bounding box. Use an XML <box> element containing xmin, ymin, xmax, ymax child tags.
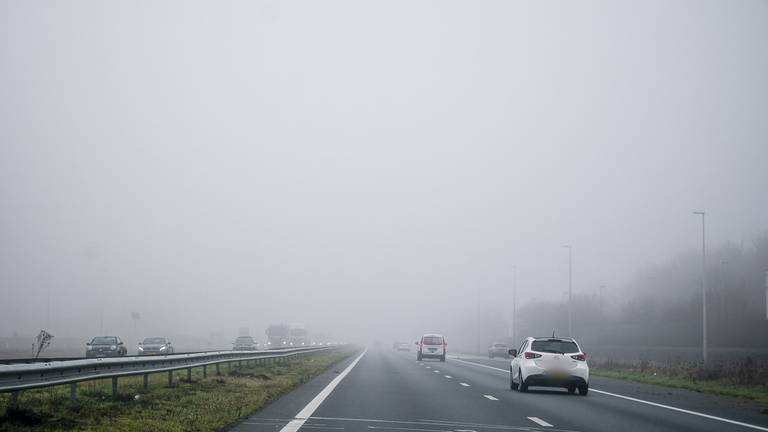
<box><xmin>550</xmin><ymin>371</ymin><xmax>568</xmax><ymax>379</ymax></box>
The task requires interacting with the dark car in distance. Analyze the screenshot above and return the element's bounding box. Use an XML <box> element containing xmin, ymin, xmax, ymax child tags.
<box><xmin>138</xmin><ymin>337</ymin><xmax>174</xmax><ymax>355</ymax></box>
<box><xmin>86</xmin><ymin>336</ymin><xmax>127</xmax><ymax>358</ymax></box>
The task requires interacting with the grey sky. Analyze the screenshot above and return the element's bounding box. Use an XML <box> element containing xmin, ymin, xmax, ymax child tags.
<box><xmin>1</xmin><ymin>1</ymin><xmax>767</xmax><ymax>343</ymax></box>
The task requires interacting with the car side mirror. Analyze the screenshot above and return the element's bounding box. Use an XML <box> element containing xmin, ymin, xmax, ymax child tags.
<box><xmin>86</xmin><ymin>342</ymin><xmax>91</xmax><ymax>346</ymax></box>
<box><xmin>138</xmin><ymin>342</ymin><xmax>142</xmax><ymax>345</ymax></box>
<box><xmin>118</xmin><ymin>341</ymin><xmax>124</xmax><ymax>345</ymax></box>
<box><xmin>508</xmin><ymin>349</ymin><xmax>517</xmax><ymax>357</ymax></box>
<box><xmin>414</xmin><ymin>341</ymin><xmax>419</xmax><ymax>345</ymax></box>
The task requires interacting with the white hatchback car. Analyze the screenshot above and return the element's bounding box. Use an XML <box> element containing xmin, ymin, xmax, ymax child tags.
<box><xmin>509</xmin><ymin>337</ymin><xmax>589</xmax><ymax>395</ymax></box>
<box><xmin>416</xmin><ymin>334</ymin><xmax>446</xmax><ymax>362</ymax></box>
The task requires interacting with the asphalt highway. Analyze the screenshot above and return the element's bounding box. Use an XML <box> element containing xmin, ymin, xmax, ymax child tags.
<box><xmin>230</xmin><ymin>347</ymin><xmax>768</xmax><ymax>432</ymax></box>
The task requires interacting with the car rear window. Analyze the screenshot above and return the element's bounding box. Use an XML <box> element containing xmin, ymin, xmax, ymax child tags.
<box><xmin>92</xmin><ymin>337</ymin><xmax>117</xmax><ymax>345</ymax></box>
<box><xmin>531</xmin><ymin>339</ymin><xmax>579</xmax><ymax>354</ymax></box>
<box><xmin>422</xmin><ymin>336</ymin><xmax>443</xmax><ymax>345</ymax></box>
<box><xmin>493</xmin><ymin>343</ymin><xmax>507</xmax><ymax>348</ymax></box>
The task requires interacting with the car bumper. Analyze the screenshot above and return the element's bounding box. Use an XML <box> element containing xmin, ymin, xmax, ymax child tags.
<box><xmin>524</xmin><ymin>373</ymin><xmax>587</xmax><ymax>388</ymax></box>
<box><xmin>86</xmin><ymin>351</ymin><xmax>122</xmax><ymax>358</ymax></box>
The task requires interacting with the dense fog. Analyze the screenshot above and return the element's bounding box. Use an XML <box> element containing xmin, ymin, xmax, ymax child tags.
<box><xmin>1</xmin><ymin>1</ymin><xmax>767</xmax><ymax>356</ymax></box>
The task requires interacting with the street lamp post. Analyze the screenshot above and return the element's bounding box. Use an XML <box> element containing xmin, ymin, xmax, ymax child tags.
<box><xmin>512</xmin><ymin>265</ymin><xmax>517</xmax><ymax>344</ymax></box>
<box><xmin>563</xmin><ymin>245</ymin><xmax>573</xmax><ymax>337</ymax></box>
<box><xmin>693</xmin><ymin>211</ymin><xmax>708</xmax><ymax>363</ymax></box>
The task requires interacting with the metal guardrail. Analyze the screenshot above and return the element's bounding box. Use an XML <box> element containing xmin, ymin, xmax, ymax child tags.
<box><xmin>0</xmin><ymin>346</ymin><xmax>337</xmax><ymax>409</ymax></box>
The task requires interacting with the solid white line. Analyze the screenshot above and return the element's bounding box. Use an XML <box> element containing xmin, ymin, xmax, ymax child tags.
<box><xmin>590</xmin><ymin>389</ymin><xmax>768</xmax><ymax>432</ymax></box>
<box><xmin>278</xmin><ymin>349</ymin><xmax>367</xmax><ymax>432</ymax></box>
<box><xmin>444</xmin><ymin>375</ymin><xmax>452</xmax><ymax>379</ymax></box>
<box><xmin>482</xmin><ymin>394</ymin><xmax>498</xmax><ymax>401</ymax></box>
<box><xmin>527</xmin><ymin>417</ymin><xmax>553</xmax><ymax>427</ymax></box>
<box><xmin>453</xmin><ymin>357</ymin><xmax>768</xmax><ymax>432</ymax></box>
<box><xmin>459</xmin><ymin>382</ymin><xmax>470</xmax><ymax>387</ymax></box>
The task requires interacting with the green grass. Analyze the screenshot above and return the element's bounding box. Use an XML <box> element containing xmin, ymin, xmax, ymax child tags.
<box><xmin>591</xmin><ymin>363</ymin><xmax>768</xmax><ymax>407</ymax></box>
<box><xmin>0</xmin><ymin>348</ymin><xmax>356</xmax><ymax>432</ymax></box>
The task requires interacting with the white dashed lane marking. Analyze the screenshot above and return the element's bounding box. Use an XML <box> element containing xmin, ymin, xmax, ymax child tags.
<box><xmin>459</xmin><ymin>383</ymin><xmax>470</xmax><ymax>387</ymax></box>
<box><xmin>527</xmin><ymin>417</ymin><xmax>553</xmax><ymax>427</ymax></box>
<box><xmin>444</xmin><ymin>375</ymin><xmax>452</xmax><ymax>379</ymax></box>
<box><xmin>482</xmin><ymin>395</ymin><xmax>498</xmax><ymax>401</ymax></box>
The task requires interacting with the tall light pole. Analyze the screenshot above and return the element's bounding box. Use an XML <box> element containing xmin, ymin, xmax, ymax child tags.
<box><xmin>563</xmin><ymin>245</ymin><xmax>573</xmax><ymax>337</ymax></box>
<box><xmin>693</xmin><ymin>211</ymin><xmax>708</xmax><ymax>363</ymax></box>
<box><xmin>511</xmin><ymin>265</ymin><xmax>518</xmax><ymax>343</ymax></box>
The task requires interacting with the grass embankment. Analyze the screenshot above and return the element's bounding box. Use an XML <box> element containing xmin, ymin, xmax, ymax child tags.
<box><xmin>0</xmin><ymin>347</ymin><xmax>356</xmax><ymax>432</ymax></box>
<box><xmin>591</xmin><ymin>359</ymin><xmax>768</xmax><ymax>407</ymax></box>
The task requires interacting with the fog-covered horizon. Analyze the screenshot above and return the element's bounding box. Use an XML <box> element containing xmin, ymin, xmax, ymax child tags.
<box><xmin>2</xmin><ymin>1</ymin><xmax>767</xmax><ymax>346</ymax></box>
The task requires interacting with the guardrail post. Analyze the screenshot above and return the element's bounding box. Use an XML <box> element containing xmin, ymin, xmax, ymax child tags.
<box><xmin>143</xmin><ymin>373</ymin><xmax>149</xmax><ymax>390</ymax></box>
<box><xmin>203</xmin><ymin>365</ymin><xmax>207</xmax><ymax>378</ymax></box>
<box><xmin>168</xmin><ymin>370</ymin><xmax>173</xmax><ymax>386</ymax></box>
<box><xmin>216</xmin><ymin>363</ymin><xmax>220</xmax><ymax>375</ymax></box>
<box><xmin>111</xmin><ymin>377</ymin><xmax>118</xmax><ymax>400</ymax></box>
<box><xmin>187</xmin><ymin>367</ymin><xmax>192</xmax><ymax>382</ymax></box>
<box><xmin>69</xmin><ymin>383</ymin><xmax>77</xmax><ymax>410</ymax></box>
<box><xmin>8</xmin><ymin>391</ymin><xmax>18</xmax><ymax>410</ymax></box>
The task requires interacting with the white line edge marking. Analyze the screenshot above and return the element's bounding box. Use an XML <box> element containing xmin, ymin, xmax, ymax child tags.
<box><xmin>444</xmin><ymin>375</ymin><xmax>452</xmax><ymax>378</ymax></box>
<box><xmin>527</xmin><ymin>417</ymin><xmax>553</xmax><ymax>427</ymax></box>
<box><xmin>453</xmin><ymin>357</ymin><xmax>768</xmax><ymax>432</ymax></box>
<box><xmin>459</xmin><ymin>382</ymin><xmax>470</xmax><ymax>386</ymax></box>
<box><xmin>482</xmin><ymin>394</ymin><xmax>498</xmax><ymax>401</ymax></box>
<box><xmin>278</xmin><ymin>349</ymin><xmax>367</xmax><ymax>432</ymax></box>
<box><xmin>590</xmin><ymin>389</ymin><xmax>768</xmax><ymax>432</ymax></box>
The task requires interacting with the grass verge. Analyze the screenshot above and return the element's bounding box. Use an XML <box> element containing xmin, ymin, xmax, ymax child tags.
<box><xmin>591</xmin><ymin>362</ymin><xmax>768</xmax><ymax>408</ymax></box>
<box><xmin>0</xmin><ymin>347</ymin><xmax>356</xmax><ymax>432</ymax></box>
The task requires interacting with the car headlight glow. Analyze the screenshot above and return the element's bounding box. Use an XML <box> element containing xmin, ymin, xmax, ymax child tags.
<box><xmin>160</xmin><ymin>346</ymin><xmax>166</xmax><ymax>350</ymax></box>
<box><xmin>138</xmin><ymin>346</ymin><xmax>144</xmax><ymax>351</ymax></box>
<box><xmin>87</xmin><ymin>345</ymin><xmax>93</xmax><ymax>350</ymax></box>
<box><xmin>110</xmin><ymin>345</ymin><xmax>117</xmax><ymax>350</ymax></box>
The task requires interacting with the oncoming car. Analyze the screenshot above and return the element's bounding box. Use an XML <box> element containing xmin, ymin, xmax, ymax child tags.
<box><xmin>85</xmin><ymin>336</ymin><xmax>127</xmax><ymax>358</ymax></box>
<box><xmin>416</xmin><ymin>334</ymin><xmax>446</xmax><ymax>362</ymax></box>
<box><xmin>509</xmin><ymin>337</ymin><xmax>589</xmax><ymax>395</ymax></box>
<box><xmin>138</xmin><ymin>337</ymin><xmax>174</xmax><ymax>355</ymax></box>
<box><xmin>233</xmin><ymin>336</ymin><xmax>258</xmax><ymax>351</ymax></box>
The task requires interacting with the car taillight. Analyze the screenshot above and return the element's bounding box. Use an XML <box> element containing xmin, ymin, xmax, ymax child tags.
<box><xmin>524</xmin><ymin>352</ymin><xmax>541</xmax><ymax>359</ymax></box>
<box><xmin>571</xmin><ymin>354</ymin><xmax>586</xmax><ymax>361</ymax></box>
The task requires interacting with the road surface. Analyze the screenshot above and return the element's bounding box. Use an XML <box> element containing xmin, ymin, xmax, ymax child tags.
<box><xmin>230</xmin><ymin>347</ymin><xmax>768</xmax><ymax>432</ymax></box>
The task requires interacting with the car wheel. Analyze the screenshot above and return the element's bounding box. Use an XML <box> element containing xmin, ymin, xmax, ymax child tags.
<box><xmin>567</xmin><ymin>385</ymin><xmax>576</xmax><ymax>394</ymax></box>
<box><xmin>509</xmin><ymin>369</ymin><xmax>518</xmax><ymax>390</ymax></box>
<box><xmin>578</xmin><ymin>384</ymin><xmax>588</xmax><ymax>396</ymax></box>
<box><xmin>417</xmin><ymin>353</ymin><xmax>422</xmax><ymax>361</ymax></box>
<box><xmin>518</xmin><ymin>369</ymin><xmax>528</xmax><ymax>392</ymax></box>
<box><xmin>440</xmin><ymin>355</ymin><xmax>446</xmax><ymax>362</ymax></box>
<box><xmin>489</xmin><ymin>353</ymin><xmax>493</xmax><ymax>359</ymax></box>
